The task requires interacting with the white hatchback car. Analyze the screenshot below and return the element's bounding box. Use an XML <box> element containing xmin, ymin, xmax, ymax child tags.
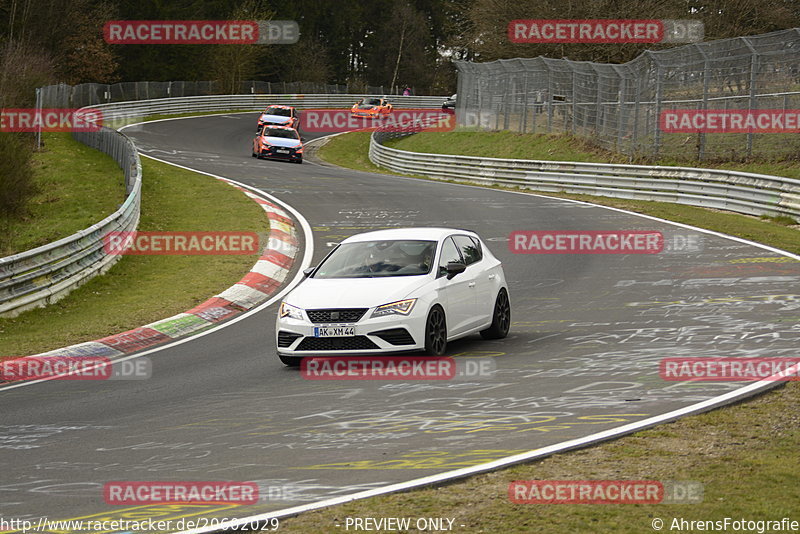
<box><xmin>275</xmin><ymin>228</ymin><xmax>510</xmax><ymax>366</ymax></box>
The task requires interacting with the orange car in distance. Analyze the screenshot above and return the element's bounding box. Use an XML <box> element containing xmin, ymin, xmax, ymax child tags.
<box><xmin>350</xmin><ymin>97</ymin><xmax>393</xmax><ymax>118</ymax></box>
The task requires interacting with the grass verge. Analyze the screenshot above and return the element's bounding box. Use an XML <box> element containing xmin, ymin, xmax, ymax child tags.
<box><xmin>319</xmin><ymin>131</ymin><xmax>800</xmax><ymax>255</ymax></box>
<box><xmin>299</xmin><ymin>130</ymin><xmax>800</xmax><ymax>533</ymax></box>
<box><xmin>387</xmin><ymin>130</ymin><xmax>800</xmax><ymax>180</ymax></box>
<box><xmin>0</xmin><ymin>126</ymin><xmax>269</xmax><ymax>359</ymax></box>
<box><xmin>270</xmin><ymin>382</ymin><xmax>800</xmax><ymax>533</ymax></box>
<box><xmin>0</xmin><ymin>133</ymin><xmax>125</xmax><ymax>256</ymax></box>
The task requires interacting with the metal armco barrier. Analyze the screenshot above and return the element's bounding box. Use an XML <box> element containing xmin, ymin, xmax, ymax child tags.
<box><xmin>1</xmin><ymin>94</ymin><xmax>444</xmax><ymax>318</ymax></box>
<box><xmin>370</xmin><ymin>126</ymin><xmax>800</xmax><ymax>219</ymax></box>
<box><xmin>0</xmin><ymin>126</ymin><xmax>141</xmax><ymax>318</ymax></box>
<box><xmin>91</xmin><ymin>94</ymin><xmax>444</xmax><ymax>123</ymax></box>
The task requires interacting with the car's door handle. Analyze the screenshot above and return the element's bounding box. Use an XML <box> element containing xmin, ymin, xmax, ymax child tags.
<box><xmin>488</xmin><ymin>274</ymin><xmax>496</xmax><ymax>280</ymax></box>
<box><xmin>468</xmin><ymin>282</ymin><xmax>476</xmax><ymax>288</ymax></box>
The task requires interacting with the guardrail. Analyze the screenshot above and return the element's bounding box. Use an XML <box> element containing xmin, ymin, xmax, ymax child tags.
<box><xmin>0</xmin><ymin>126</ymin><xmax>141</xmax><ymax>318</ymax></box>
<box><xmin>90</xmin><ymin>94</ymin><xmax>445</xmax><ymax>123</ymax></box>
<box><xmin>370</xmin><ymin>125</ymin><xmax>800</xmax><ymax>219</ymax></box>
<box><xmin>1</xmin><ymin>94</ymin><xmax>445</xmax><ymax>318</ymax></box>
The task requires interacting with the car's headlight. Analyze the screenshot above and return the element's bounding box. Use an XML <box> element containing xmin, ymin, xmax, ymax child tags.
<box><xmin>279</xmin><ymin>302</ymin><xmax>304</xmax><ymax>320</ymax></box>
<box><xmin>371</xmin><ymin>298</ymin><xmax>417</xmax><ymax>318</ymax></box>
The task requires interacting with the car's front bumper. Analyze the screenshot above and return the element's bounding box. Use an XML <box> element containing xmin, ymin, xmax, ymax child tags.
<box><xmin>276</xmin><ymin>310</ymin><xmax>426</xmax><ymax>356</ymax></box>
<box><xmin>350</xmin><ymin>111</ymin><xmax>380</xmax><ymax>118</ymax></box>
<box><xmin>259</xmin><ymin>147</ymin><xmax>302</xmax><ymax>161</ymax></box>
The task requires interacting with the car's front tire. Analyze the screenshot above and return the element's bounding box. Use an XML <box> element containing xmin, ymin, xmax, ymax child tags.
<box><xmin>279</xmin><ymin>354</ymin><xmax>302</xmax><ymax>367</ymax></box>
<box><xmin>424</xmin><ymin>305</ymin><xmax>447</xmax><ymax>355</ymax></box>
<box><xmin>480</xmin><ymin>288</ymin><xmax>511</xmax><ymax>340</ymax></box>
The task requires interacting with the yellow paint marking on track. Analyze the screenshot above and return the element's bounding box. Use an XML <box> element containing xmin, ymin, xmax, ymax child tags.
<box><xmin>728</xmin><ymin>256</ymin><xmax>799</xmax><ymax>263</ymax></box>
<box><xmin>294</xmin><ymin>449</ymin><xmax>529</xmax><ymax>470</ymax></box>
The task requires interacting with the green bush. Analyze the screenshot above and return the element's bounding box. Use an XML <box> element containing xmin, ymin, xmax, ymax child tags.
<box><xmin>0</xmin><ymin>133</ymin><xmax>36</xmax><ymax>219</ymax></box>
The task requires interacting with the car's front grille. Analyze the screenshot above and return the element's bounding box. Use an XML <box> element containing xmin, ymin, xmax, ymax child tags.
<box><xmin>295</xmin><ymin>336</ymin><xmax>379</xmax><ymax>351</ymax></box>
<box><xmin>277</xmin><ymin>331</ymin><xmax>302</xmax><ymax>348</ymax></box>
<box><xmin>369</xmin><ymin>328</ymin><xmax>416</xmax><ymax>346</ymax></box>
<box><xmin>306</xmin><ymin>309</ymin><xmax>368</xmax><ymax>323</ymax></box>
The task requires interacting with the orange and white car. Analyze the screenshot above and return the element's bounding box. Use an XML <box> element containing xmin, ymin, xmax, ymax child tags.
<box><xmin>350</xmin><ymin>97</ymin><xmax>393</xmax><ymax>118</ymax></box>
<box><xmin>257</xmin><ymin>105</ymin><xmax>300</xmax><ymax>131</ymax></box>
<box><xmin>252</xmin><ymin>125</ymin><xmax>304</xmax><ymax>164</ymax></box>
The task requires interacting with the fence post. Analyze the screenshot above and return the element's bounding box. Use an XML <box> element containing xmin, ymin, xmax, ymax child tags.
<box><xmin>594</xmin><ymin>69</ymin><xmax>603</xmax><ymax>136</ymax></box>
<box><xmin>547</xmin><ymin>66</ymin><xmax>554</xmax><ymax>133</ymax></box>
<box><xmin>571</xmin><ymin>69</ymin><xmax>578</xmax><ymax>136</ymax></box>
<box><xmin>698</xmin><ymin>47</ymin><xmax>710</xmax><ymax>161</ymax></box>
<box><xmin>615</xmin><ymin>67</ymin><xmax>626</xmax><ymax>152</ymax></box>
<box><xmin>35</xmin><ymin>88</ymin><xmax>42</xmax><ymax>150</ymax></box>
<box><xmin>743</xmin><ymin>37</ymin><xmax>759</xmax><ymax>158</ymax></box>
<box><xmin>652</xmin><ymin>60</ymin><xmax>664</xmax><ymax>158</ymax></box>
<box><xmin>521</xmin><ymin>72</ymin><xmax>529</xmax><ymax>133</ymax></box>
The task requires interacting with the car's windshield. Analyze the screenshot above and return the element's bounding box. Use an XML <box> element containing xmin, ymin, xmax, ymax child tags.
<box><xmin>264</xmin><ymin>106</ymin><xmax>291</xmax><ymax>117</ymax></box>
<box><xmin>263</xmin><ymin>128</ymin><xmax>299</xmax><ymax>139</ymax></box>
<box><xmin>359</xmin><ymin>98</ymin><xmax>382</xmax><ymax>108</ymax></box>
<box><xmin>313</xmin><ymin>240</ymin><xmax>437</xmax><ymax>278</ymax></box>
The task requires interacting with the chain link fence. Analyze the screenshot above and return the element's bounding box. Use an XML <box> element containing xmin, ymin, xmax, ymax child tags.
<box><xmin>454</xmin><ymin>28</ymin><xmax>800</xmax><ymax>162</ymax></box>
<box><xmin>38</xmin><ymin>80</ymin><xmax>398</xmax><ymax>109</ymax></box>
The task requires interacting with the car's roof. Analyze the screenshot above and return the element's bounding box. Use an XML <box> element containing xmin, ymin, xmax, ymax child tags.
<box><xmin>265</xmin><ymin>105</ymin><xmax>294</xmax><ymax>110</ymax></box>
<box><xmin>342</xmin><ymin>227</ymin><xmax>477</xmax><ymax>243</ymax></box>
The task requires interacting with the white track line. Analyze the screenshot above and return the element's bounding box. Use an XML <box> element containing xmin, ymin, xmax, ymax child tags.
<box><xmin>179</xmin><ymin>362</ymin><xmax>799</xmax><ymax>534</ymax></box>
<box><xmin>0</xmin><ymin>156</ymin><xmax>314</xmax><ymax>394</ymax></box>
<box><xmin>177</xmin><ymin>134</ymin><xmax>800</xmax><ymax>534</ymax></box>
<box><xmin>14</xmin><ymin>113</ymin><xmax>794</xmax><ymax>529</ymax></box>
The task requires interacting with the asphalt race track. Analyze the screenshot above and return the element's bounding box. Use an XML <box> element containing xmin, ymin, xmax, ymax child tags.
<box><xmin>2</xmin><ymin>113</ymin><xmax>799</xmax><ymax>529</ymax></box>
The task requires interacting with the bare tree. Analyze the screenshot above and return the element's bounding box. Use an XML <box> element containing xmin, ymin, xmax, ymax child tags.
<box><xmin>208</xmin><ymin>0</ymin><xmax>275</xmax><ymax>94</ymax></box>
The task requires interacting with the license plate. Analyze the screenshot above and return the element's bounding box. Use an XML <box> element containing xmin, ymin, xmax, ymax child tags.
<box><xmin>314</xmin><ymin>326</ymin><xmax>355</xmax><ymax>337</ymax></box>
<box><xmin>276</xmin><ymin>148</ymin><xmax>290</xmax><ymax>154</ymax></box>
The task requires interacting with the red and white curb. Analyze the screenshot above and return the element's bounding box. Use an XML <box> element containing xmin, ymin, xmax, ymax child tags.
<box><xmin>1</xmin><ymin>179</ymin><xmax>301</xmax><ymax>365</ymax></box>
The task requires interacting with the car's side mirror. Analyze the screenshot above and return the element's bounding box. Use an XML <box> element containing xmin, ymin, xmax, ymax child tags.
<box><xmin>445</xmin><ymin>262</ymin><xmax>466</xmax><ymax>279</ymax></box>
<box><xmin>301</xmin><ymin>137</ymin><xmax>306</xmax><ymax>142</ymax></box>
<box><xmin>303</xmin><ymin>267</ymin><xmax>315</xmax><ymax>277</ymax></box>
